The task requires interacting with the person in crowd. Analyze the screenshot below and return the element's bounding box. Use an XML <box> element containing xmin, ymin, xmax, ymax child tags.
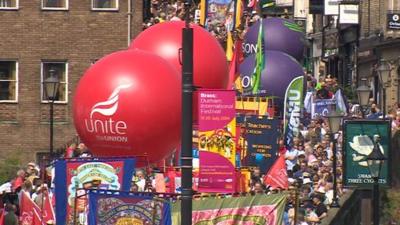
<box><xmin>4</xmin><ymin>203</ymin><xmax>18</xmax><ymax>225</ymax></box>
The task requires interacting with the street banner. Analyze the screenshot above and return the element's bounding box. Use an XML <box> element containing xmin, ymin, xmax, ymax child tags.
<box><xmin>243</xmin><ymin>115</ymin><xmax>280</xmax><ymax>173</ymax></box>
<box><xmin>54</xmin><ymin>158</ymin><xmax>135</xmax><ymax>225</ymax></box>
<box><xmin>171</xmin><ymin>193</ymin><xmax>287</xmax><ymax>225</ymax></box>
<box><xmin>283</xmin><ymin>76</ymin><xmax>304</xmax><ymax>147</ymax></box>
<box><xmin>198</xmin><ymin>90</ymin><xmax>236</xmax><ymax>192</ymax></box>
<box><xmin>311</xmin><ymin>98</ymin><xmax>336</xmax><ymax>119</ymax></box>
<box><xmin>87</xmin><ymin>190</ymin><xmax>171</xmax><ymax>225</ymax></box>
<box><xmin>343</xmin><ymin>120</ymin><xmax>391</xmax><ymax>187</ymax></box>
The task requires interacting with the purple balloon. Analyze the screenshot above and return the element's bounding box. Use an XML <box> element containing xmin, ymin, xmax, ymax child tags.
<box><xmin>243</xmin><ymin>18</ymin><xmax>305</xmax><ymax>61</ymax></box>
<box><xmin>239</xmin><ymin>50</ymin><xmax>304</xmax><ymax>99</ymax></box>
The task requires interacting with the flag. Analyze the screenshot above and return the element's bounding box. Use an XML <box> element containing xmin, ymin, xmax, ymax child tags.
<box><xmin>283</xmin><ymin>76</ymin><xmax>304</xmax><ymax>147</ymax></box>
<box><xmin>226</xmin><ymin>31</ymin><xmax>234</xmax><ymax>61</ymax></box>
<box><xmin>19</xmin><ymin>192</ymin><xmax>41</xmax><ymax>225</ymax></box>
<box><xmin>235</xmin><ymin>0</ymin><xmax>243</xmax><ymax>29</ymax></box>
<box><xmin>247</xmin><ymin>0</ymin><xmax>257</xmax><ymax>8</ymax></box>
<box><xmin>33</xmin><ymin>209</ymin><xmax>43</xmax><ymax>225</ymax></box>
<box><xmin>251</xmin><ymin>19</ymin><xmax>265</xmax><ymax>94</ymax></box>
<box><xmin>334</xmin><ymin>89</ymin><xmax>348</xmax><ymax>116</ymax></box>
<box><xmin>227</xmin><ymin>39</ymin><xmax>243</xmax><ymax>89</ymax></box>
<box><xmin>0</xmin><ymin>209</ymin><xmax>4</xmax><ymax>225</ymax></box>
<box><xmin>264</xmin><ymin>155</ymin><xmax>289</xmax><ymax>189</ymax></box>
<box><xmin>41</xmin><ymin>193</ymin><xmax>55</xmax><ymax>224</ymax></box>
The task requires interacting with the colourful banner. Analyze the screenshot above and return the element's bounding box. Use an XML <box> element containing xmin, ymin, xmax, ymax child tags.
<box><xmin>88</xmin><ymin>190</ymin><xmax>171</xmax><ymax>225</ymax></box>
<box><xmin>311</xmin><ymin>98</ymin><xmax>337</xmax><ymax>119</ymax></box>
<box><xmin>243</xmin><ymin>115</ymin><xmax>280</xmax><ymax>173</ymax></box>
<box><xmin>343</xmin><ymin>120</ymin><xmax>391</xmax><ymax>187</ymax></box>
<box><xmin>54</xmin><ymin>158</ymin><xmax>135</xmax><ymax>225</ymax></box>
<box><xmin>198</xmin><ymin>89</ymin><xmax>236</xmax><ymax>193</ymax></box>
<box><xmin>201</xmin><ymin>0</ymin><xmax>237</xmax><ymax>31</ymax></box>
<box><xmin>172</xmin><ymin>193</ymin><xmax>287</xmax><ymax>225</ymax></box>
<box><xmin>283</xmin><ymin>76</ymin><xmax>304</xmax><ymax>147</ymax></box>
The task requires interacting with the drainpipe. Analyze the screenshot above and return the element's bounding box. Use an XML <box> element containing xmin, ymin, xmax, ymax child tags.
<box><xmin>321</xmin><ymin>16</ymin><xmax>331</xmax><ymax>60</ymax></box>
<box><xmin>127</xmin><ymin>0</ymin><xmax>132</xmax><ymax>47</ymax></box>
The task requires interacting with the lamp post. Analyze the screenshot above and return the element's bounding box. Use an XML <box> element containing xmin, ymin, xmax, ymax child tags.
<box><xmin>356</xmin><ymin>79</ymin><xmax>371</xmax><ymax>118</ymax></box>
<box><xmin>43</xmin><ymin>68</ymin><xmax>60</xmax><ymax>159</ymax></box>
<box><xmin>181</xmin><ymin>1</ymin><xmax>193</xmax><ymax>225</ymax></box>
<box><xmin>377</xmin><ymin>59</ymin><xmax>391</xmax><ymax>119</ymax></box>
<box><xmin>366</xmin><ymin>135</ymin><xmax>387</xmax><ymax>225</ymax></box>
<box><xmin>325</xmin><ymin>111</ymin><xmax>343</xmax><ymax>208</ymax></box>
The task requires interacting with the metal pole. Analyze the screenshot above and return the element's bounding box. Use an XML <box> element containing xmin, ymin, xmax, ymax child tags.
<box><xmin>181</xmin><ymin>1</ymin><xmax>193</xmax><ymax>225</ymax></box>
<box><xmin>331</xmin><ymin>133</ymin><xmax>340</xmax><ymax>207</ymax></box>
<box><xmin>382</xmin><ymin>86</ymin><xmax>386</xmax><ymax>119</ymax></box>
<box><xmin>50</xmin><ymin>99</ymin><xmax>54</xmax><ymax>159</ymax></box>
<box><xmin>373</xmin><ymin>177</ymin><xmax>380</xmax><ymax>225</ymax></box>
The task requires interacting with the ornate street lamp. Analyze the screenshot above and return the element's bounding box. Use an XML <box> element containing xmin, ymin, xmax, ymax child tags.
<box><xmin>43</xmin><ymin>68</ymin><xmax>60</xmax><ymax>158</ymax></box>
<box><xmin>377</xmin><ymin>59</ymin><xmax>391</xmax><ymax>119</ymax></box>
<box><xmin>366</xmin><ymin>135</ymin><xmax>387</xmax><ymax>225</ymax></box>
<box><xmin>357</xmin><ymin>81</ymin><xmax>371</xmax><ymax>118</ymax></box>
<box><xmin>325</xmin><ymin>111</ymin><xmax>344</xmax><ymax>208</ymax></box>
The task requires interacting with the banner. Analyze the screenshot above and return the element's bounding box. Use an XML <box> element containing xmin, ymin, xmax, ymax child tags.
<box><xmin>283</xmin><ymin>76</ymin><xmax>304</xmax><ymax>147</ymax></box>
<box><xmin>54</xmin><ymin>158</ymin><xmax>135</xmax><ymax>225</ymax></box>
<box><xmin>88</xmin><ymin>190</ymin><xmax>171</xmax><ymax>225</ymax></box>
<box><xmin>343</xmin><ymin>120</ymin><xmax>391</xmax><ymax>187</ymax></box>
<box><xmin>198</xmin><ymin>89</ymin><xmax>236</xmax><ymax>192</ymax></box>
<box><xmin>243</xmin><ymin>115</ymin><xmax>280</xmax><ymax>173</ymax></box>
<box><xmin>311</xmin><ymin>98</ymin><xmax>336</xmax><ymax>119</ymax></box>
<box><xmin>201</xmin><ymin>0</ymin><xmax>237</xmax><ymax>31</ymax></box>
<box><xmin>171</xmin><ymin>193</ymin><xmax>287</xmax><ymax>225</ymax></box>
<box><xmin>264</xmin><ymin>155</ymin><xmax>289</xmax><ymax>189</ymax></box>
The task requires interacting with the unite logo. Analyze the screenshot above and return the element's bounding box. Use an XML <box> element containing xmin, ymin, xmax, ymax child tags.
<box><xmin>84</xmin><ymin>83</ymin><xmax>132</xmax><ymax>142</ymax></box>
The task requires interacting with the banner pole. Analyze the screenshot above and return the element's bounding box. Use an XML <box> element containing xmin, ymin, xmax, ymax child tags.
<box><xmin>181</xmin><ymin>1</ymin><xmax>194</xmax><ymax>225</ymax></box>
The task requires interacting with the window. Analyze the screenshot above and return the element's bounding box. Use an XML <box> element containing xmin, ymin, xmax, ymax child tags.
<box><xmin>41</xmin><ymin>62</ymin><xmax>68</xmax><ymax>103</ymax></box>
<box><xmin>92</xmin><ymin>0</ymin><xmax>118</xmax><ymax>10</ymax></box>
<box><xmin>0</xmin><ymin>61</ymin><xmax>18</xmax><ymax>102</ymax></box>
<box><xmin>42</xmin><ymin>0</ymin><xmax>68</xmax><ymax>10</ymax></box>
<box><xmin>0</xmin><ymin>0</ymin><xmax>18</xmax><ymax>9</ymax></box>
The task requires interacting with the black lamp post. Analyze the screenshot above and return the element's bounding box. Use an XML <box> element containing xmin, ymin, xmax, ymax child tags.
<box><xmin>377</xmin><ymin>59</ymin><xmax>391</xmax><ymax>120</ymax></box>
<box><xmin>356</xmin><ymin>79</ymin><xmax>371</xmax><ymax>118</ymax></box>
<box><xmin>181</xmin><ymin>1</ymin><xmax>193</xmax><ymax>225</ymax></box>
<box><xmin>325</xmin><ymin>111</ymin><xmax>343</xmax><ymax>208</ymax></box>
<box><xmin>366</xmin><ymin>135</ymin><xmax>387</xmax><ymax>225</ymax></box>
<box><xmin>43</xmin><ymin>68</ymin><xmax>60</xmax><ymax>159</ymax></box>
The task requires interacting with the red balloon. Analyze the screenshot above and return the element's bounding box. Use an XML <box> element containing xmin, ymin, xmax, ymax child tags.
<box><xmin>130</xmin><ymin>21</ymin><xmax>229</xmax><ymax>89</ymax></box>
<box><xmin>73</xmin><ymin>50</ymin><xmax>181</xmax><ymax>163</ymax></box>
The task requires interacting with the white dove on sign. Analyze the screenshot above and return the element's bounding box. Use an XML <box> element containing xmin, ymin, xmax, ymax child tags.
<box><xmin>349</xmin><ymin>135</ymin><xmax>375</xmax><ymax>167</ymax></box>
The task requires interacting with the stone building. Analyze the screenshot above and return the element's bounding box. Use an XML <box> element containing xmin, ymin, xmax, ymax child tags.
<box><xmin>0</xmin><ymin>0</ymin><xmax>143</xmax><ymax>165</ymax></box>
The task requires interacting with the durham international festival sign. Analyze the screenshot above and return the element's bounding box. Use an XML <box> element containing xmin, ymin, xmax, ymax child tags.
<box><xmin>54</xmin><ymin>158</ymin><xmax>135</xmax><ymax>225</ymax></box>
<box><xmin>171</xmin><ymin>193</ymin><xmax>286</xmax><ymax>224</ymax></box>
<box><xmin>198</xmin><ymin>89</ymin><xmax>236</xmax><ymax>193</ymax></box>
<box><xmin>343</xmin><ymin>120</ymin><xmax>391</xmax><ymax>187</ymax></box>
<box><xmin>87</xmin><ymin>190</ymin><xmax>171</xmax><ymax>225</ymax></box>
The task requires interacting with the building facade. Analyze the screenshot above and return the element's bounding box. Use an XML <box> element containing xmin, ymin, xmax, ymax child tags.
<box><xmin>0</xmin><ymin>0</ymin><xmax>143</xmax><ymax>165</ymax></box>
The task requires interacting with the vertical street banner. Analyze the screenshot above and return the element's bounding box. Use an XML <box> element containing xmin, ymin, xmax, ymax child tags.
<box><xmin>198</xmin><ymin>89</ymin><xmax>236</xmax><ymax>193</ymax></box>
<box><xmin>88</xmin><ymin>190</ymin><xmax>171</xmax><ymax>225</ymax></box>
<box><xmin>244</xmin><ymin>115</ymin><xmax>280</xmax><ymax>173</ymax></box>
<box><xmin>283</xmin><ymin>76</ymin><xmax>304</xmax><ymax>147</ymax></box>
<box><xmin>171</xmin><ymin>193</ymin><xmax>287</xmax><ymax>224</ymax></box>
<box><xmin>54</xmin><ymin>158</ymin><xmax>135</xmax><ymax>225</ymax></box>
<box><xmin>343</xmin><ymin>120</ymin><xmax>391</xmax><ymax>187</ymax></box>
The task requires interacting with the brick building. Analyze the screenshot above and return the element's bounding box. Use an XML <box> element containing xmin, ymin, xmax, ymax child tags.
<box><xmin>0</xmin><ymin>0</ymin><xmax>143</xmax><ymax>165</ymax></box>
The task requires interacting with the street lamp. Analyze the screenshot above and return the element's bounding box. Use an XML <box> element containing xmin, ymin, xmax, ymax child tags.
<box><xmin>366</xmin><ymin>135</ymin><xmax>387</xmax><ymax>225</ymax></box>
<box><xmin>377</xmin><ymin>59</ymin><xmax>391</xmax><ymax>119</ymax></box>
<box><xmin>43</xmin><ymin>68</ymin><xmax>60</xmax><ymax>159</ymax></box>
<box><xmin>324</xmin><ymin>111</ymin><xmax>343</xmax><ymax>208</ymax></box>
<box><xmin>356</xmin><ymin>79</ymin><xmax>371</xmax><ymax>118</ymax></box>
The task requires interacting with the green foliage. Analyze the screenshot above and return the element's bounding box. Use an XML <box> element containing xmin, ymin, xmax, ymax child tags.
<box><xmin>342</xmin><ymin>85</ymin><xmax>356</xmax><ymax>102</ymax></box>
<box><xmin>0</xmin><ymin>152</ymin><xmax>22</xmax><ymax>184</ymax></box>
<box><xmin>382</xmin><ymin>189</ymin><xmax>400</xmax><ymax>223</ymax></box>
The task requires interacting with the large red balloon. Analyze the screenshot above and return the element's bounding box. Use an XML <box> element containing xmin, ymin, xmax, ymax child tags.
<box><xmin>73</xmin><ymin>50</ymin><xmax>181</xmax><ymax>163</ymax></box>
<box><xmin>130</xmin><ymin>21</ymin><xmax>229</xmax><ymax>89</ymax></box>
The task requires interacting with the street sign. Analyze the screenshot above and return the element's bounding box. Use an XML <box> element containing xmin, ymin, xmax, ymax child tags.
<box><xmin>343</xmin><ymin>120</ymin><xmax>392</xmax><ymax>187</ymax></box>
